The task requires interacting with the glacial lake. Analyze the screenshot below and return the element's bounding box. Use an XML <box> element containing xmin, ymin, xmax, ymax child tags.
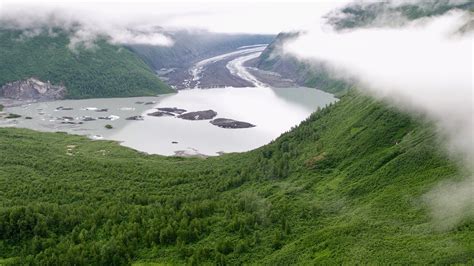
<box><xmin>2</xmin><ymin>87</ymin><xmax>337</xmax><ymax>156</ymax></box>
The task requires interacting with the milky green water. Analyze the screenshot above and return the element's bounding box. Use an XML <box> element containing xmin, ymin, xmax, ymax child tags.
<box><xmin>2</xmin><ymin>86</ymin><xmax>336</xmax><ymax>156</ymax></box>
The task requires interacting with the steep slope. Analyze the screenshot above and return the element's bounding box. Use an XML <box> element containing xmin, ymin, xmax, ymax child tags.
<box><xmin>327</xmin><ymin>0</ymin><xmax>474</xmax><ymax>30</ymax></box>
<box><xmin>0</xmin><ymin>91</ymin><xmax>472</xmax><ymax>264</ymax></box>
<box><xmin>251</xmin><ymin>1</ymin><xmax>473</xmax><ymax>96</ymax></box>
<box><xmin>0</xmin><ymin>29</ymin><xmax>173</xmax><ymax>99</ymax></box>
<box><xmin>252</xmin><ymin>32</ymin><xmax>351</xmax><ymax>96</ymax></box>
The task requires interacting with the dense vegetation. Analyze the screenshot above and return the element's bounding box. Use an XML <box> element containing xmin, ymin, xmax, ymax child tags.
<box><xmin>0</xmin><ymin>91</ymin><xmax>472</xmax><ymax>264</ymax></box>
<box><xmin>0</xmin><ymin>29</ymin><xmax>173</xmax><ymax>99</ymax></box>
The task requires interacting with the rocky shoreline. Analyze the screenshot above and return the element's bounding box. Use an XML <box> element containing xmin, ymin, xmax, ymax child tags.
<box><xmin>1</xmin><ymin>78</ymin><xmax>66</xmax><ymax>101</ymax></box>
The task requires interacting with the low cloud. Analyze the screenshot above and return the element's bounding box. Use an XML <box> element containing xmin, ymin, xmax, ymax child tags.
<box><xmin>284</xmin><ymin>9</ymin><xmax>473</xmax><ymax>229</ymax></box>
<box><xmin>0</xmin><ymin>0</ymin><xmax>346</xmax><ymax>48</ymax></box>
<box><xmin>66</xmin><ymin>26</ymin><xmax>174</xmax><ymax>51</ymax></box>
<box><xmin>0</xmin><ymin>4</ymin><xmax>174</xmax><ymax>49</ymax></box>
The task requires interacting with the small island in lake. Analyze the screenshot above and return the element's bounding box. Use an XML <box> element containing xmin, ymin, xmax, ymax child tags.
<box><xmin>210</xmin><ymin>118</ymin><xmax>255</xmax><ymax>129</ymax></box>
<box><xmin>178</xmin><ymin>110</ymin><xmax>217</xmax><ymax>120</ymax></box>
<box><xmin>157</xmin><ymin>107</ymin><xmax>187</xmax><ymax>114</ymax></box>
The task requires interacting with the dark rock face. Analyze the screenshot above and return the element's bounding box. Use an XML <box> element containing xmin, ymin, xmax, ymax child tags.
<box><xmin>147</xmin><ymin>111</ymin><xmax>175</xmax><ymax>117</ymax></box>
<box><xmin>178</xmin><ymin>110</ymin><xmax>217</xmax><ymax>120</ymax></box>
<box><xmin>1</xmin><ymin>78</ymin><xmax>66</xmax><ymax>100</ymax></box>
<box><xmin>95</xmin><ymin>108</ymin><xmax>108</xmax><ymax>112</ymax></box>
<box><xmin>210</xmin><ymin>118</ymin><xmax>255</xmax><ymax>129</ymax></box>
<box><xmin>157</xmin><ymin>107</ymin><xmax>187</xmax><ymax>114</ymax></box>
<box><xmin>126</xmin><ymin>115</ymin><xmax>144</xmax><ymax>121</ymax></box>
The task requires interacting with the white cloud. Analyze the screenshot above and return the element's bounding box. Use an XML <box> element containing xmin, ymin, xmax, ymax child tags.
<box><xmin>284</xmin><ymin>10</ymin><xmax>473</xmax><ymax>229</ymax></box>
<box><xmin>0</xmin><ymin>0</ymin><xmax>349</xmax><ymax>34</ymax></box>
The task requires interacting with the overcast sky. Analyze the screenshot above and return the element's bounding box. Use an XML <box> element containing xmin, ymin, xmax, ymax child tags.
<box><xmin>0</xmin><ymin>0</ymin><xmax>349</xmax><ymax>34</ymax></box>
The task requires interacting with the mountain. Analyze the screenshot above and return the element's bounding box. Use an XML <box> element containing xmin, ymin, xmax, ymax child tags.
<box><xmin>127</xmin><ymin>30</ymin><xmax>274</xmax><ymax>71</ymax></box>
<box><xmin>127</xmin><ymin>31</ymin><xmax>274</xmax><ymax>88</ymax></box>
<box><xmin>1</xmin><ymin>91</ymin><xmax>472</xmax><ymax>264</ymax></box>
<box><xmin>250</xmin><ymin>1</ymin><xmax>473</xmax><ymax>96</ymax></box>
<box><xmin>250</xmin><ymin>32</ymin><xmax>351</xmax><ymax>96</ymax></box>
<box><xmin>0</xmin><ymin>28</ymin><xmax>173</xmax><ymax>99</ymax></box>
<box><xmin>326</xmin><ymin>0</ymin><xmax>474</xmax><ymax>30</ymax></box>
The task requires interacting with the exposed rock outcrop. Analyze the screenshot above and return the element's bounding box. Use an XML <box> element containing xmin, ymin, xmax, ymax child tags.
<box><xmin>1</xmin><ymin>78</ymin><xmax>66</xmax><ymax>100</ymax></box>
<box><xmin>157</xmin><ymin>107</ymin><xmax>187</xmax><ymax>114</ymax></box>
<box><xmin>178</xmin><ymin>110</ymin><xmax>217</xmax><ymax>120</ymax></box>
<box><xmin>210</xmin><ymin>118</ymin><xmax>255</xmax><ymax>129</ymax></box>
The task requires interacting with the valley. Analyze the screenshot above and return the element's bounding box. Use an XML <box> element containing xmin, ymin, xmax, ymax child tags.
<box><xmin>1</xmin><ymin>47</ymin><xmax>336</xmax><ymax>156</ymax></box>
<box><xmin>1</xmin><ymin>91</ymin><xmax>472</xmax><ymax>264</ymax></box>
<box><xmin>168</xmin><ymin>45</ymin><xmax>267</xmax><ymax>88</ymax></box>
<box><xmin>0</xmin><ymin>1</ymin><xmax>472</xmax><ymax>265</ymax></box>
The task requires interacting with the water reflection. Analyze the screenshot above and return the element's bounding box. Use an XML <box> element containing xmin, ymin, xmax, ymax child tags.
<box><xmin>111</xmin><ymin>87</ymin><xmax>337</xmax><ymax>155</ymax></box>
<box><xmin>2</xmin><ymin>87</ymin><xmax>336</xmax><ymax>156</ymax></box>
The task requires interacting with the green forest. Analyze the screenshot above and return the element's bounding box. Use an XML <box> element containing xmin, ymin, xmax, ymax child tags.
<box><xmin>0</xmin><ymin>29</ymin><xmax>173</xmax><ymax>99</ymax></box>
<box><xmin>0</xmin><ymin>91</ymin><xmax>472</xmax><ymax>264</ymax></box>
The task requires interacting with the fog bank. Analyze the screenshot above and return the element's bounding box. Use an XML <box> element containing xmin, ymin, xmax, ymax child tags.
<box><xmin>284</xmin><ymin>9</ymin><xmax>473</xmax><ymax>229</ymax></box>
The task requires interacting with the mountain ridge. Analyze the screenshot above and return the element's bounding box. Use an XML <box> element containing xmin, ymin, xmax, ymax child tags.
<box><xmin>250</xmin><ymin>1</ymin><xmax>473</xmax><ymax>96</ymax></box>
<box><xmin>0</xmin><ymin>28</ymin><xmax>173</xmax><ymax>99</ymax></box>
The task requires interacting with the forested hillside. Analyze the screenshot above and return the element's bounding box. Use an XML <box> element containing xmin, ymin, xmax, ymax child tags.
<box><xmin>0</xmin><ymin>29</ymin><xmax>173</xmax><ymax>99</ymax></box>
<box><xmin>1</xmin><ymin>91</ymin><xmax>472</xmax><ymax>264</ymax></box>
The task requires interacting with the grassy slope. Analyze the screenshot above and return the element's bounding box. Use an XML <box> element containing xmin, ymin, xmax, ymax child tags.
<box><xmin>0</xmin><ymin>91</ymin><xmax>472</xmax><ymax>264</ymax></box>
<box><xmin>0</xmin><ymin>29</ymin><xmax>173</xmax><ymax>99</ymax></box>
